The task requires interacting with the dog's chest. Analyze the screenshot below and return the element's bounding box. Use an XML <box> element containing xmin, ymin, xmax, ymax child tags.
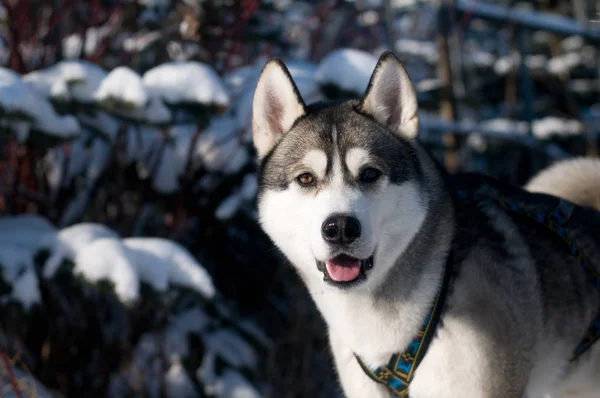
<box><xmin>317</xmin><ymin>291</ymin><xmax>429</xmax><ymax>366</ymax></box>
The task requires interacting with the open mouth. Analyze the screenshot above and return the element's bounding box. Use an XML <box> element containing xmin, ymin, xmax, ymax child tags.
<box><xmin>316</xmin><ymin>254</ymin><xmax>374</xmax><ymax>288</ymax></box>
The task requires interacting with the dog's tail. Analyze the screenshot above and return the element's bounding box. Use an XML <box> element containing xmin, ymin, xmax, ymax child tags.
<box><xmin>524</xmin><ymin>157</ymin><xmax>600</xmax><ymax>212</ymax></box>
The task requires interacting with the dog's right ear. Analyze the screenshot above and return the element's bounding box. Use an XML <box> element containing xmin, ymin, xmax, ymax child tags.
<box><xmin>252</xmin><ymin>59</ymin><xmax>306</xmax><ymax>159</ymax></box>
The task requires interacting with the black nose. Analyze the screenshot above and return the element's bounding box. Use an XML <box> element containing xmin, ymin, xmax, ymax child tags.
<box><xmin>321</xmin><ymin>214</ymin><xmax>362</xmax><ymax>244</ymax></box>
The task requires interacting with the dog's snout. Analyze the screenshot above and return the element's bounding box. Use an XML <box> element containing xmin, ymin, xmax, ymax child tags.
<box><xmin>321</xmin><ymin>214</ymin><xmax>361</xmax><ymax>244</ymax></box>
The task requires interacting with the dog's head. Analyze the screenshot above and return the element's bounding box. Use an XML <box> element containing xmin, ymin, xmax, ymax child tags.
<box><xmin>253</xmin><ymin>52</ymin><xmax>428</xmax><ymax>291</ymax></box>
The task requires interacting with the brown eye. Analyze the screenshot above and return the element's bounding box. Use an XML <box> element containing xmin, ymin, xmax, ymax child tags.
<box><xmin>297</xmin><ymin>173</ymin><xmax>315</xmax><ymax>186</ymax></box>
<box><xmin>360</xmin><ymin>167</ymin><xmax>381</xmax><ymax>183</ymax></box>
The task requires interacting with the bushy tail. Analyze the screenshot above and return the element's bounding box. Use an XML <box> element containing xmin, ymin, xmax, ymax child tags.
<box><xmin>525</xmin><ymin>157</ymin><xmax>600</xmax><ymax>212</ymax></box>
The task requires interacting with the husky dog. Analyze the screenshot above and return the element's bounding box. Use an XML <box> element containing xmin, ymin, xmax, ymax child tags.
<box><xmin>252</xmin><ymin>51</ymin><xmax>600</xmax><ymax>398</ymax></box>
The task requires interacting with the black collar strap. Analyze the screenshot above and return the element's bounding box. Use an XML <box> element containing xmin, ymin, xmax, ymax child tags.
<box><xmin>354</xmin><ymin>252</ymin><xmax>453</xmax><ymax>396</ymax></box>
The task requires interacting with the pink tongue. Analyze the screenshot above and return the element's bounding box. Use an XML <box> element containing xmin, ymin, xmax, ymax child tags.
<box><xmin>325</xmin><ymin>258</ymin><xmax>361</xmax><ymax>282</ymax></box>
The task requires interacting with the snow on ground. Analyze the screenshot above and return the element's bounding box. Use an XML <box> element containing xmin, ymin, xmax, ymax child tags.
<box><xmin>32</xmin><ymin>221</ymin><xmax>215</xmax><ymax>301</ymax></box>
<box><xmin>95</xmin><ymin>66</ymin><xmax>149</xmax><ymax>110</ymax></box>
<box><xmin>124</xmin><ymin>237</ymin><xmax>215</xmax><ymax>298</ymax></box>
<box><xmin>0</xmin><ymin>216</ymin><xmax>53</xmax><ymax>308</ymax></box>
<box><xmin>43</xmin><ymin>223</ymin><xmax>119</xmax><ymax>278</ymax></box>
<box><xmin>0</xmin><ymin>243</ymin><xmax>41</xmax><ymax>309</ymax></box>
<box><xmin>75</xmin><ymin>237</ymin><xmax>140</xmax><ymax>303</ymax></box>
<box><xmin>143</xmin><ymin>61</ymin><xmax>229</xmax><ymax>106</ymax></box>
<box><xmin>0</xmin><ymin>68</ymin><xmax>80</xmax><ymax>139</ymax></box>
<box><xmin>315</xmin><ymin>48</ymin><xmax>378</xmax><ymax>95</ymax></box>
<box><xmin>24</xmin><ymin>60</ymin><xmax>108</xmax><ymax>103</ymax></box>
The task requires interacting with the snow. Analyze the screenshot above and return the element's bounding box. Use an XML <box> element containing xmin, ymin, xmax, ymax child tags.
<box><xmin>165</xmin><ymin>361</ymin><xmax>198</xmax><ymax>398</ymax></box>
<box><xmin>315</xmin><ymin>48</ymin><xmax>378</xmax><ymax>95</ymax></box>
<box><xmin>1</xmin><ymin>366</ymin><xmax>56</xmax><ymax>398</ymax></box>
<box><xmin>216</xmin><ymin>370</ymin><xmax>261</xmax><ymax>398</ymax></box>
<box><xmin>78</xmin><ymin>112</ymin><xmax>121</xmax><ymax>141</ymax></box>
<box><xmin>172</xmin><ymin>308</ymin><xmax>213</xmax><ymax>334</ymax></box>
<box><xmin>223</xmin><ymin>147</ymin><xmax>249</xmax><ymax>175</ymax></box>
<box><xmin>123</xmin><ymin>126</ymin><xmax>163</xmax><ymax>170</ymax></box>
<box><xmin>215</xmin><ymin>194</ymin><xmax>242</xmax><ymax>221</ymax></box>
<box><xmin>203</xmin><ymin>329</ymin><xmax>258</xmax><ymax>368</ymax></box>
<box><xmin>145</xmin><ymin>96</ymin><xmax>172</xmax><ymax>124</ymax></box>
<box><xmin>198</xmin><ymin>354</ymin><xmax>261</xmax><ymax>398</ymax></box>
<box><xmin>547</xmin><ymin>53</ymin><xmax>581</xmax><ymax>75</ymax></box>
<box><xmin>416</xmin><ymin>78</ymin><xmax>442</xmax><ymax>93</ymax></box>
<box><xmin>147</xmin><ymin>124</ymin><xmax>196</xmax><ymax>194</ymax></box>
<box><xmin>75</xmin><ymin>237</ymin><xmax>140</xmax><ymax>303</ymax></box>
<box><xmin>95</xmin><ymin>66</ymin><xmax>149</xmax><ymax>110</ymax></box>
<box><xmin>194</xmin><ymin>115</ymin><xmax>243</xmax><ymax>172</ymax></box>
<box><xmin>494</xmin><ymin>53</ymin><xmax>521</xmax><ymax>75</ymax></box>
<box><xmin>150</xmin><ymin>141</ymin><xmax>180</xmax><ymax>194</ymax></box>
<box><xmin>62</xmin><ymin>33</ymin><xmax>83</xmax><ymax>59</ymax></box>
<box><xmin>561</xmin><ymin>35</ymin><xmax>584</xmax><ymax>52</ymax></box>
<box><xmin>43</xmin><ymin>223</ymin><xmax>119</xmax><ymax>278</ymax></box>
<box><xmin>0</xmin><ymin>244</ymin><xmax>41</xmax><ymax>309</ymax></box>
<box><xmin>0</xmin><ymin>68</ymin><xmax>80</xmax><ymax>138</ymax></box>
<box><xmin>471</xmin><ymin>51</ymin><xmax>496</xmax><ymax>68</ymax></box>
<box><xmin>58</xmin><ymin>190</ymin><xmax>91</xmax><ymax>227</ymax></box>
<box><xmin>240</xmin><ymin>174</ymin><xmax>258</xmax><ymax>201</ymax></box>
<box><xmin>24</xmin><ymin>60</ymin><xmax>108</xmax><ymax>103</ymax></box>
<box><xmin>532</xmin><ymin>117</ymin><xmax>583</xmax><ymax>140</ymax></box>
<box><xmin>86</xmin><ymin>138</ymin><xmax>112</xmax><ymax>185</ymax></box>
<box><xmin>84</xmin><ymin>26</ymin><xmax>111</xmax><ymax>57</ymax></box>
<box><xmin>123</xmin><ymin>237</ymin><xmax>215</xmax><ymax>298</ymax></box>
<box><xmin>143</xmin><ymin>61</ymin><xmax>229</xmax><ymax>106</ymax></box>
<box><xmin>40</xmin><ymin>222</ymin><xmax>214</xmax><ymax>301</ymax></box>
<box><xmin>61</xmin><ymin>27</ymin><xmax>110</xmax><ymax>60</ymax></box>
<box><xmin>525</xmin><ymin>55</ymin><xmax>547</xmax><ymax>70</ymax></box>
<box><xmin>123</xmin><ymin>31</ymin><xmax>162</xmax><ymax>53</ymax></box>
<box><xmin>480</xmin><ymin>118</ymin><xmax>529</xmax><ymax>135</ymax></box>
<box><xmin>395</xmin><ymin>39</ymin><xmax>438</xmax><ymax>63</ymax></box>
<box><xmin>0</xmin><ymin>214</ymin><xmax>56</xmax><ymax>252</ymax></box>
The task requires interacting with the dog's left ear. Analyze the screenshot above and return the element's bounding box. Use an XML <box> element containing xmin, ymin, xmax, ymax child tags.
<box><xmin>252</xmin><ymin>59</ymin><xmax>306</xmax><ymax>159</ymax></box>
<box><xmin>358</xmin><ymin>52</ymin><xmax>419</xmax><ymax>139</ymax></box>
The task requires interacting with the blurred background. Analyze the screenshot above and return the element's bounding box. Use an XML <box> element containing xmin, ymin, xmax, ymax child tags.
<box><xmin>0</xmin><ymin>0</ymin><xmax>599</xmax><ymax>397</ymax></box>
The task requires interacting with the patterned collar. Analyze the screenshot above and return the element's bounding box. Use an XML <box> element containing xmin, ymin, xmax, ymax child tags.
<box><xmin>354</xmin><ymin>250</ymin><xmax>454</xmax><ymax>397</ymax></box>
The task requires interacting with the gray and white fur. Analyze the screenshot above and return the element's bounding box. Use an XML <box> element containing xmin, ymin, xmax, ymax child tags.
<box><xmin>252</xmin><ymin>51</ymin><xmax>600</xmax><ymax>398</ymax></box>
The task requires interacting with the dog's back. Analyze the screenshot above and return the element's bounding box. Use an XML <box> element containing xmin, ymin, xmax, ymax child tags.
<box><xmin>523</xmin><ymin>157</ymin><xmax>600</xmax><ymax>397</ymax></box>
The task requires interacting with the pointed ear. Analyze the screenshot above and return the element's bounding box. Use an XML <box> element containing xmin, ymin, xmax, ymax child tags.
<box><xmin>358</xmin><ymin>52</ymin><xmax>419</xmax><ymax>139</ymax></box>
<box><xmin>252</xmin><ymin>59</ymin><xmax>306</xmax><ymax>159</ymax></box>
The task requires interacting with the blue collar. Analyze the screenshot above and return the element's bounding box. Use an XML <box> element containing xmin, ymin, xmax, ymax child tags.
<box><xmin>354</xmin><ymin>250</ymin><xmax>453</xmax><ymax>396</ymax></box>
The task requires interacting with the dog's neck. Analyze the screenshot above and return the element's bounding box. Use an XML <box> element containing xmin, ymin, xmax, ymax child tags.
<box><xmin>306</xmin><ymin>145</ymin><xmax>455</xmax><ymax>367</ymax></box>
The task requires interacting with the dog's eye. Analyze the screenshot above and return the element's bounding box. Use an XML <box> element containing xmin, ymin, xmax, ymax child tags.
<box><xmin>297</xmin><ymin>173</ymin><xmax>316</xmax><ymax>186</ymax></box>
<box><xmin>359</xmin><ymin>167</ymin><xmax>381</xmax><ymax>183</ymax></box>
